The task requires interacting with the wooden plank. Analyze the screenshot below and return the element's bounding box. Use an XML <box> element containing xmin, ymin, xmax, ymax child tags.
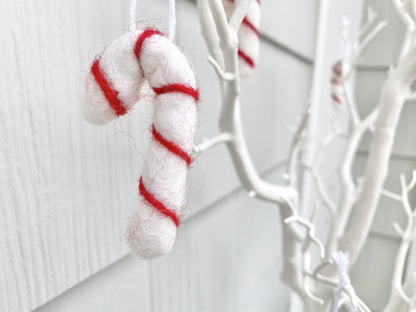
<box><xmin>33</xmin><ymin>256</ymin><xmax>151</xmax><ymax>312</ymax></box>
<box><xmin>261</xmin><ymin>0</ymin><xmax>319</xmax><ymax>59</ymax></box>
<box><xmin>149</xmin><ymin>168</ymin><xmax>291</xmax><ymax>312</ymax></box>
<box><xmin>351</xmin><ymin>234</ymin><xmax>400</xmax><ymax>312</ymax></box>
<box><xmin>34</xmin><ymin>168</ymin><xmax>290</xmax><ymax>312</ymax></box>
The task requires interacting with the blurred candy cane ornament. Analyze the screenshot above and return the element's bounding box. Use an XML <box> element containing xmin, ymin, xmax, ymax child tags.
<box><xmin>330</xmin><ymin>60</ymin><xmax>346</xmax><ymax>106</ymax></box>
<box><xmin>84</xmin><ymin>1</ymin><xmax>199</xmax><ymax>258</ymax></box>
<box><xmin>330</xmin><ymin>17</ymin><xmax>351</xmax><ymax>107</ymax></box>
<box><xmin>223</xmin><ymin>0</ymin><xmax>261</xmax><ymax>78</ymax></box>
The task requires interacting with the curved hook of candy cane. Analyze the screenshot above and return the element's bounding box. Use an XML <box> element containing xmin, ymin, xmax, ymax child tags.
<box><xmin>223</xmin><ymin>0</ymin><xmax>261</xmax><ymax>78</ymax></box>
<box><xmin>84</xmin><ymin>28</ymin><xmax>199</xmax><ymax>258</ymax></box>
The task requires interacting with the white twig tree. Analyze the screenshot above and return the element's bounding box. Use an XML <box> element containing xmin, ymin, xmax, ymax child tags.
<box><xmin>193</xmin><ymin>0</ymin><xmax>416</xmax><ymax>310</ymax></box>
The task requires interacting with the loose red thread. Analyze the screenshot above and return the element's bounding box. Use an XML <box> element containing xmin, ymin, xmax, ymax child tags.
<box><xmin>152</xmin><ymin>84</ymin><xmax>200</xmax><ymax>102</ymax></box>
<box><xmin>151</xmin><ymin>124</ymin><xmax>192</xmax><ymax>166</ymax></box>
<box><xmin>139</xmin><ymin>177</ymin><xmax>180</xmax><ymax>227</ymax></box>
<box><xmin>134</xmin><ymin>28</ymin><xmax>163</xmax><ymax>62</ymax></box>
<box><xmin>238</xmin><ymin>50</ymin><xmax>256</xmax><ymax>68</ymax></box>
<box><xmin>91</xmin><ymin>59</ymin><xmax>127</xmax><ymax>116</ymax></box>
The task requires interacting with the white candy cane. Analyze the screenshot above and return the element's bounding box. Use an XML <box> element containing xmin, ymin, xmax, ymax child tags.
<box><xmin>84</xmin><ymin>28</ymin><xmax>199</xmax><ymax>258</ymax></box>
<box><xmin>223</xmin><ymin>0</ymin><xmax>261</xmax><ymax>78</ymax></box>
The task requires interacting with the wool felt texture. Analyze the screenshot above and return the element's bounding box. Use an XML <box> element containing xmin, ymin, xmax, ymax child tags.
<box><xmin>224</xmin><ymin>0</ymin><xmax>261</xmax><ymax>78</ymax></box>
<box><xmin>84</xmin><ymin>28</ymin><xmax>199</xmax><ymax>259</ymax></box>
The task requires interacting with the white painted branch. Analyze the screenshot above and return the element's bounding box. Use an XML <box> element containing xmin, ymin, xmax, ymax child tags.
<box><xmin>305</xmin><ymin>166</ymin><xmax>336</xmax><ymax>216</ymax></box>
<box><xmin>343</xmin><ymin>80</ymin><xmax>360</xmax><ymax>126</ymax></box>
<box><xmin>303</xmin><ymin>124</ymin><xmax>342</xmax><ymax>216</ymax></box>
<box><xmin>354</xmin><ymin>20</ymin><xmax>387</xmax><ymax>57</ymax></box>
<box><xmin>284</xmin><ymin>215</ymin><xmax>325</xmax><ymax>259</ymax></box>
<box><xmin>326</xmin><ymin>107</ymin><xmax>379</xmax><ymax>253</ymax></box>
<box><xmin>196</xmin><ymin>0</ymin><xmax>224</xmax><ymax>70</ymax></box>
<box><xmin>393</xmin><ymin>0</ymin><xmax>416</xmax><ymax>62</ymax></box>
<box><xmin>355</xmin><ymin>7</ymin><xmax>378</xmax><ymax>41</ymax></box>
<box><xmin>322</xmin><ymin>13</ymin><xmax>385</xmax><ymax>255</ymax></box>
<box><xmin>338</xmin><ymin>42</ymin><xmax>416</xmax><ymax>267</ymax></box>
<box><xmin>287</xmin><ymin>102</ymin><xmax>311</xmax><ymax>188</ymax></box>
<box><xmin>303</xmin><ymin>267</ymin><xmax>371</xmax><ymax>312</ymax></box>
<box><xmin>208</xmin><ymin>56</ymin><xmax>236</xmax><ymax>81</ymax></box>
<box><xmin>228</xmin><ymin>0</ymin><xmax>252</xmax><ymax>33</ymax></box>
<box><xmin>383</xmin><ymin>171</ymin><xmax>416</xmax><ymax>311</ymax></box>
<box><xmin>381</xmin><ymin>188</ymin><xmax>402</xmax><ymax>202</ymax></box>
<box><xmin>202</xmin><ymin>0</ymin><xmax>298</xmax><ymax>206</ymax></box>
<box><xmin>192</xmin><ymin>132</ymin><xmax>233</xmax><ymax>154</ymax></box>
<box><xmin>196</xmin><ymin>0</ymin><xmax>309</xmax><ymax>302</ymax></box>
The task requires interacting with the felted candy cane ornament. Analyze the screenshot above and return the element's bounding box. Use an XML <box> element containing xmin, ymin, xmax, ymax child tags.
<box><xmin>330</xmin><ymin>60</ymin><xmax>346</xmax><ymax>107</ymax></box>
<box><xmin>84</xmin><ymin>28</ymin><xmax>199</xmax><ymax>258</ymax></box>
<box><xmin>223</xmin><ymin>0</ymin><xmax>261</xmax><ymax>78</ymax></box>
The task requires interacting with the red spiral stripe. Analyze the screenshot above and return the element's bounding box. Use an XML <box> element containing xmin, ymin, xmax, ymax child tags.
<box><xmin>91</xmin><ymin>58</ymin><xmax>128</xmax><ymax>116</ymax></box>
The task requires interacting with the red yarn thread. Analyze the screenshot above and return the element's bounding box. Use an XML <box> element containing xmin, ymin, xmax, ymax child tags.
<box><xmin>330</xmin><ymin>77</ymin><xmax>341</xmax><ymax>85</ymax></box>
<box><xmin>238</xmin><ymin>50</ymin><xmax>255</xmax><ymax>68</ymax></box>
<box><xmin>152</xmin><ymin>84</ymin><xmax>200</xmax><ymax>102</ymax></box>
<box><xmin>91</xmin><ymin>59</ymin><xmax>127</xmax><ymax>116</ymax></box>
<box><xmin>151</xmin><ymin>124</ymin><xmax>192</xmax><ymax>166</ymax></box>
<box><xmin>331</xmin><ymin>93</ymin><xmax>342</xmax><ymax>104</ymax></box>
<box><xmin>134</xmin><ymin>28</ymin><xmax>163</xmax><ymax>62</ymax></box>
<box><xmin>332</xmin><ymin>61</ymin><xmax>343</xmax><ymax>76</ymax></box>
<box><xmin>242</xmin><ymin>17</ymin><xmax>260</xmax><ymax>37</ymax></box>
<box><xmin>139</xmin><ymin>177</ymin><xmax>180</xmax><ymax>226</ymax></box>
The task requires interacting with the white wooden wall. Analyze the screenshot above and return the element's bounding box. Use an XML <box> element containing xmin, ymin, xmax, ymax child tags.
<box><xmin>0</xmin><ymin>0</ymin><xmax>317</xmax><ymax>311</ymax></box>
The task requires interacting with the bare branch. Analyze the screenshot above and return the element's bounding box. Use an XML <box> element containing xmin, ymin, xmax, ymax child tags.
<box><xmin>304</xmin><ymin>166</ymin><xmax>336</xmax><ymax>215</ymax></box>
<box><xmin>287</xmin><ymin>101</ymin><xmax>311</xmax><ymax>188</ymax></box>
<box><xmin>228</xmin><ymin>0</ymin><xmax>252</xmax><ymax>33</ymax></box>
<box><xmin>285</xmin><ymin>215</ymin><xmax>326</xmax><ymax>259</ymax></box>
<box><xmin>355</xmin><ymin>20</ymin><xmax>388</xmax><ymax>56</ymax></box>
<box><xmin>208</xmin><ymin>56</ymin><xmax>236</xmax><ymax>81</ymax></box>
<box><xmin>381</xmin><ymin>188</ymin><xmax>402</xmax><ymax>201</ymax></box>
<box><xmin>192</xmin><ymin>132</ymin><xmax>233</xmax><ymax>154</ymax></box>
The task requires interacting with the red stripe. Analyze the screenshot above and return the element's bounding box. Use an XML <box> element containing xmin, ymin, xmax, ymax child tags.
<box><xmin>152</xmin><ymin>124</ymin><xmax>192</xmax><ymax>166</ymax></box>
<box><xmin>242</xmin><ymin>17</ymin><xmax>259</xmax><ymax>37</ymax></box>
<box><xmin>152</xmin><ymin>84</ymin><xmax>200</xmax><ymax>102</ymax></box>
<box><xmin>331</xmin><ymin>77</ymin><xmax>341</xmax><ymax>85</ymax></box>
<box><xmin>139</xmin><ymin>177</ymin><xmax>180</xmax><ymax>226</ymax></box>
<box><xmin>332</xmin><ymin>61</ymin><xmax>343</xmax><ymax>77</ymax></box>
<box><xmin>331</xmin><ymin>93</ymin><xmax>342</xmax><ymax>104</ymax></box>
<box><xmin>238</xmin><ymin>49</ymin><xmax>255</xmax><ymax>68</ymax></box>
<box><xmin>90</xmin><ymin>58</ymin><xmax>127</xmax><ymax>116</ymax></box>
<box><xmin>134</xmin><ymin>28</ymin><xmax>163</xmax><ymax>62</ymax></box>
